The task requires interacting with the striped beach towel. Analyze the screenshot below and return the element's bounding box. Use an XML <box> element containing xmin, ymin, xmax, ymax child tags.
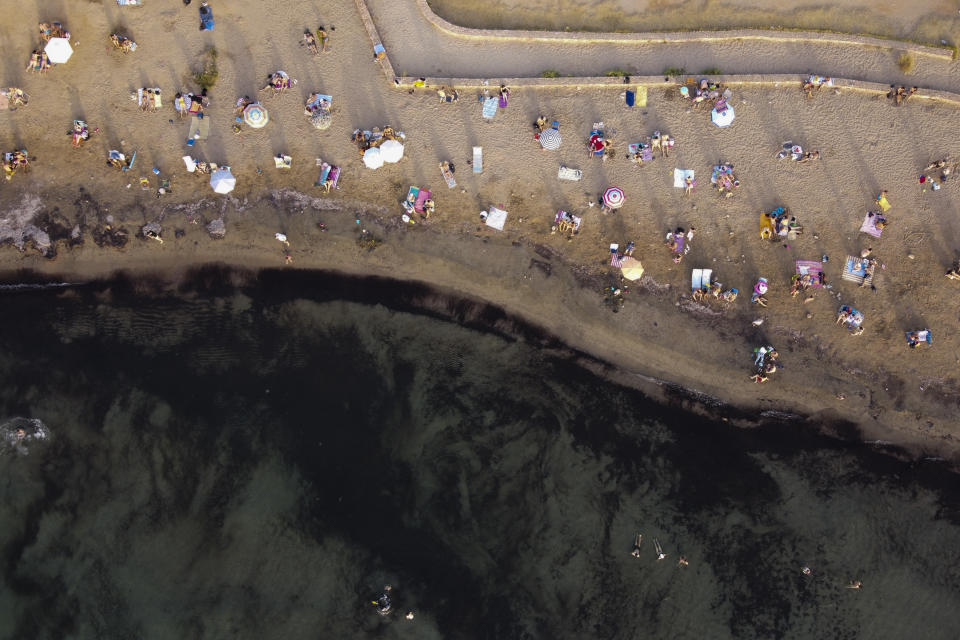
<box><xmin>842</xmin><ymin>256</ymin><xmax>872</xmax><ymax>285</ymax></box>
<box><xmin>610</xmin><ymin>252</ymin><xmax>623</xmax><ymax>268</ymax></box>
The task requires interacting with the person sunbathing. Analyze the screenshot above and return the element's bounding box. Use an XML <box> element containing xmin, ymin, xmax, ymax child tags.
<box><xmin>802</xmin><ymin>79</ymin><xmax>815</xmax><ymax>97</ymax></box>
<box><xmin>322</xmin><ymin>176</ymin><xmax>333</xmax><ymax>193</ymax></box>
<box><xmin>303</xmin><ymin>31</ymin><xmax>319</xmax><ymax>55</ymax></box>
<box><xmin>836</xmin><ymin>309</ymin><xmax>850</xmax><ymax>325</ymax></box>
<box><xmin>797</xmin><ymin>151</ymin><xmax>820</xmax><ymax>163</ymax></box>
<box><xmin>317</xmin><ymin>27</ymin><xmax>330</xmax><ymax>52</ymax></box>
<box><xmin>534</xmin><ymin>116</ymin><xmax>547</xmax><ymax>132</ymax></box>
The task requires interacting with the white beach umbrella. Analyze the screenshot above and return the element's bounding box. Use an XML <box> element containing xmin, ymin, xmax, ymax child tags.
<box><xmin>210</xmin><ymin>168</ymin><xmax>236</xmax><ymax>194</ymax></box>
<box><xmin>711</xmin><ymin>105</ymin><xmax>735</xmax><ymax>128</ymax></box>
<box><xmin>379</xmin><ymin>139</ymin><xmax>404</xmax><ymax>163</ymax></box>
<box><xmin>363</xmin><ymin>147</ymin><xmax>384</xmax><ymax>170</ymax></box>
<box><xmin>45</xmin><ymin>37</ymin><xmax>73</xmax><ymax>64</ymax></box>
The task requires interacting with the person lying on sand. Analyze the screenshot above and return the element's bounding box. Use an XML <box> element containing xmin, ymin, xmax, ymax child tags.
<box><xmin>303</xmin><ymin>31</ymin><xmax>318</xmax><ymax>55</ymax></box>
<box><xmin>631</xmin><ymin>533</ymin><xmax>642</xmax><ymax>557</ymax></box>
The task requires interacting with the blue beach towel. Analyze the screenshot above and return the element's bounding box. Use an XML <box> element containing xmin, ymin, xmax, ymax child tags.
<box><xmin>625</xmin><ymin>90</ymin><xmax>635</xmax><ymax>107</ymax></box>
<box><xmin>482</xmin><ymin>97</ymin><xmax>498</xmax><ymax>119</ymax></box>
<box><xmin>199</xmin><ymin>4</ymin><xmax>214</xmax><ymax>31</ymax></box>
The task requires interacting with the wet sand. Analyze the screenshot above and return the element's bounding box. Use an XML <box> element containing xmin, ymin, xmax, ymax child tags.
<box><xmin>1</xmin><ymin>1</ymin><xmax>960</xmax><ymax>458</ymax></box>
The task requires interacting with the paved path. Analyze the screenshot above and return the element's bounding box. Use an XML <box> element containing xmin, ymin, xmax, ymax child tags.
<box><xmin>367</xmin><ymin>0</ymin><xmax>960</xmax><ymax>93</ymax></box>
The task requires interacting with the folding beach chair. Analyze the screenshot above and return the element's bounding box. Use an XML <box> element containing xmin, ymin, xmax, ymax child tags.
<box><xmin>473</xmin><ymin>147</ymin><xmax>482</xmax><ymax>173</ymax></box>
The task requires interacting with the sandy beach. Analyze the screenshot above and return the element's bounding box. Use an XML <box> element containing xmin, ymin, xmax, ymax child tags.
<box><xmin>2</xmin><ymin>0</ymin><xmax>960</xmax><ymax>460</ymax></box>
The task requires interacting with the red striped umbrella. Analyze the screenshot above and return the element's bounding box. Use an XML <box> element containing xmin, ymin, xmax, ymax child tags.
<box><xmin>602</xmin><ymin>187</ymin><xmax>625</xmax><ymax>209</ymax></box>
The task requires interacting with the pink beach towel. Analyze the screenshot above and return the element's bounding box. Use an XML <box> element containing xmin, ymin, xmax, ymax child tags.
<box><xmin>860</xmin><ymin>212</ymin><xmax>883</xmax><ymax>237</ymax></box>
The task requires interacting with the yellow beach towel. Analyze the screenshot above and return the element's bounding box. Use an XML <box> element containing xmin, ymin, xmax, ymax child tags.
<box><xmin>635</xmin><ymin>86</ymin><xmax>647</xmax><ymax>107</ymax></box>
<box><xmin>877</xmin><ymin>194</ymin><xmax>891</xmax><ymax>212</ymax></box>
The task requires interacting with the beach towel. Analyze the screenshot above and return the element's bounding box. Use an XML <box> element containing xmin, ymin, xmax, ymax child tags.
<box><xmin>152</xmin><ymin>90</ymin><xmax>162</xmax><ymax>109</ymax></box>
<box><xmin>691</xmin><ymin>269</ymin><xmax>712</xmax><ymax>291</ymax></box>
<box><xmin>554</xmin><ymin>210</ymin><xmax>582</xmax><ymax>231</ymax></box>
<box><xmin>188</xmin><ymin>115</ymin><xmax>210</xmax><ymax>140</ymax></box>
<box><xmin>635</xmin><ymin>86</ymin><xmax>648</xmax><ymax>107</ymax></box>
<box><xmin>441</xmin><ymin>165</ymin><xmax>456</xmax><ymax>188</ymax></box>
<box><xmin>610</xmin><ymin>252</ymin><xmax>623</xmax><ymax>267</ymax></box>
<box><xmin>795</xmin><ymin>260</ymin><xmax>824</xmax><ymax>285</ymax></box>
<box><xmin>402</xmin><ymin>186</ymin><xmax>420</xmax><ymax>214</ymax></box>
<box><xmin>316</xmin><ymin>163</ymin><xmax>332</xmax><ymax>187</ymax></box>
<box><xmin>860</xmin><ymin>212</ymin><xmax>884</xmax><ymax>237</ymax></box>
<box><xmin>307</xmin><ymin>94</ymin><xmax>332</xmax><ymax>111</ymax></box>
<box><xmin>906</xmin><ymin>330</ymin><xmax>932</xmax><ymax>346</ymax></box>
<box><xmin>485</xmin><ymin>206</ymin><xmax>507</xmax><ymax>231</ymax></box>
<box><xmin>328</xmin><ymin>166</ymin><xmax>341</xmax><ymax>188</ymax></box>
<box><xmin>877</xmin><ymin>193</ymin><xmax>891</xmax><ymax>212</ymax></box>
<box><xmin>373</xmin><ymin>43</ymin><xmax>386</xmax><ymax>59</ymax></box>
<box><xmin>182</xmin><ymin>156</ymin><xmax>196</xmax><ymax>172</ymax></box>
<box><xmin>199</xmin><ymin>4</ymin><xmax>214</xmax><ymax>30</ymax></box>
<box><xmin>673</xmin><ymin>169</ymin><xmax>695</xmax><ymax>188</ymax></box>
<box><xmin>498</xmin><ymin>91</ymin><xmax>509</xmax><ymax>108</ymax></box>
<box><xmin>414</xmin><ymin>189</ymin><xmax>431</xmax><ymax>213</ymax></box>
<box><xmin>473</xmin><ymin>147</ymin><xmax>482</xmax><ymax>173</ymax></box>
<box><xmin>628</xmin><ymin>143</ymin><xmax>654</xmax><ymax>161</ymax></box>
<box><xmin>557</xmin><ymin>166</ymin><xmax>582</xmax><ymax>181</ymax></box>
<box><xmin>842</xmin><ymin>256</ymin><xmax>872</xmax><ymax>285</ymax></box>
<box><xmin>274</xmin><ymin>155</ymin><xmax>292</xmax><ymax>169</ymax></box>
<box><xmin>117</xmin><ymin>0</ymin><xmax>143</xmax><ymax>4</ymax></box>
<box><xmin>625</xmin><ymin>91</ymin><xmax>635</xmax><ymax>107</ymax></box>
<box><xmin>482</xmin><ymin>97</ymin><xmax>498</xmax><ymax>119</ymax></box>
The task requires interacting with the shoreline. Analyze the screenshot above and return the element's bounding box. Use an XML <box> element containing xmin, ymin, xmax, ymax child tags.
<box><xmin>2</xmin><ymin>191</ymin><xmax>957</xmax><ymax>466</ymax></box>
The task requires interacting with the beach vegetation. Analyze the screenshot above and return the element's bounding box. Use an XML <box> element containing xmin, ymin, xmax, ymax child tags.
<box><xmin>897</xmin><ymin>52</ymin><xmax>915</xmax><ymax>73</ymax></box>
<box><xmin>662</xmin><ymin>66</ymin><xmax>686</xmax><ymax>77</ymax></box>
<box><xmin>603</xmin><ymin>68</ymin><xmax>630</xmax><ymax>77</ymax></box>
<box><xmin>540</xmin><ymin>70</ymin><xmax>561</xmax><ymax>78</ymax></box>
<box><xmin>700</xmin><ymin>67</ymin><xmax>723</xmax><ymax>75</ymax></box>
<box><xmin>192</xmin><ymin>47</ymin><xmax>219</xmax><ymax>90</ymax></box>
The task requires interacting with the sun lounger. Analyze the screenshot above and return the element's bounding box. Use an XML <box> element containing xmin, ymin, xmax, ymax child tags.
<box><xmin>473</xmin><ymin>147</ymin><xmax>482</xmax><ymax>173</ymax></box>
<box><xmin>860</xmin><ymin>212</ymin><xmax>884</xmax><ymax>237</ymax></box>
<box><xmin>440</xmin><ymin>164</ymin><xmax>456</xmax><ymax>188</ymax></box>
<box><xmin>558</xmin><ymin>166</ymin><xmax>582</xmax><ymax>181</ymax></box>
<box><xmin>485</xmin><ymin>206</ymin><xmax>507</xmax><ymax>231</ymax></box>
<box><xmin>482</xmin><ymin>97</ymin><xmax>498</xmax><ymax>119</ymax></box>
<box><xmin>842</xmin><ymin>256</ymin><xmax>873</xmax><ymax>285</ymax></box>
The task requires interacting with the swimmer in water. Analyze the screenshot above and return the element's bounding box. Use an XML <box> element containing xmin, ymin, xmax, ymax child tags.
<box><xmin>678</xmin><ymin>556</ymin><xmax>689</xmax><ymax>567</ymax></box>
<box><xmin>15</xmin><ymin>428</ymin><xmax>25</xmax><ymax>441</ymax></box>
<box><xmin>847</xmin><ymin>580</ymin><xmax>862</xmax><ymax>589</ymax></box>
<box><xmin>631</xmin><ymin>533</ymin><xmax>642</xmax><ymax>557</ymax></box>
<box><xmin>802</xmin><ymin>566</ymin><xmax>812</xmax><ymax>576</ymax></box>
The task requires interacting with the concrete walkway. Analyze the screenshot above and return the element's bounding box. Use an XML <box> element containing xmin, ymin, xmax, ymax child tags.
<box><xmin>367</xmin><ymin>0</ymin><xmax>960</xmax><ymax>94</ymax></box>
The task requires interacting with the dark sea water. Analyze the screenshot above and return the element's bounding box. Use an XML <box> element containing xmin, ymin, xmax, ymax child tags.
<box><xmin>0</xmin><ymin>268</ymin><xmax>958</xmax><ymax>640</ymax></box>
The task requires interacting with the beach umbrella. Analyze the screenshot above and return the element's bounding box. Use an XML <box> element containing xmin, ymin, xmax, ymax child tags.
<box><xmin>379</xmin><ymin>139</ymin><xmax>404</xmax><ymax>163</ymax></box>
<box><xmin>363</xmin><ymin>147</ymin><xmax>384</xmax><ymax>170</ymax></box>
<box><xmin>310</xmin><ymin>109</ymin><xmax>331</xmax><ymax>130</ymax></box>
<box><xmin>711</xmin><ymin>105</ymin><xmax>735</xmax><ymax>128</ymax></box>
<box><xmin>602</xmin><ymin>186</ymin><xmax>625</xmax><ymax>209</ymax></box>
<box><xmin>243</xmin><ymin>103</ymin><xmax>269</xmax><ymax>128</ymax></box>
<box><xmin>620</xmin><ymin>256</ymin><xmax>645</xmax><ymax>281</ymax></box>
<box><xmin>45</xmin><ymin>37</ymin><xmax>73</xmax><ymax>64</ymax></box>
<box><xmin>210</xmin><ymin>168</ymin><xmax>236</xmax><ymax>194</ymax></box>
<box><xmin>539</xmin><ymin>128</ymin><xmax>562</xmax><ymax>150</ymax></box>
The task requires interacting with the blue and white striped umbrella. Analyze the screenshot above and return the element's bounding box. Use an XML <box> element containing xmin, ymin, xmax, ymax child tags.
<box><xmin>539</xmin><ymin>128</ymin><xmax>562</xmax><ymax>150</ymax></box>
